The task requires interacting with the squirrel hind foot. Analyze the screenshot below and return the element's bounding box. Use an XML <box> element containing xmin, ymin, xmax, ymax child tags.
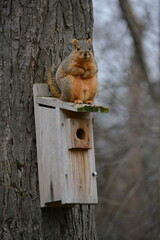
<box><xmin>74</xmin><ymin>99</ymin><xmax>83</xmax><ymax>104</ymax></box>
<box><xmin>84</xmin><ymin>100</ymin><xmax>94</xmax><ymax>104</ymax></box>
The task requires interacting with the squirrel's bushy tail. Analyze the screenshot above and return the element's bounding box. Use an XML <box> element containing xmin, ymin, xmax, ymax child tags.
<box><xmin>47</xmin><ymin>64</ymin><xmax>61</xmax><ymax>98</ymax></box>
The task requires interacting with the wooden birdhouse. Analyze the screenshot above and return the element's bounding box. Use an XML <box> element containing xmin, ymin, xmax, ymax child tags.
<box><xmin>33</xmin><ymin>83</ymin><xmax>109</xmax><ymax>207</ymax></box>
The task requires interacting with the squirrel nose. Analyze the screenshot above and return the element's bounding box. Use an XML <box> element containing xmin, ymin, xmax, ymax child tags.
<box><xmin>84</xmin><ymin>52</ymin><xmax>87</xmax><ymax>58</ymax></box>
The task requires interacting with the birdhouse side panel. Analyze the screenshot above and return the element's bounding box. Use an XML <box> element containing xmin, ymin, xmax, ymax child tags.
<box><xmin>37</xmin><ymin>106</ymin><xmax>61</xmax><ymax>206</ymax></box>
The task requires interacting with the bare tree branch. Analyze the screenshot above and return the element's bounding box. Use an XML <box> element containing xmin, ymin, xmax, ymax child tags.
<box><xmin>119</xmin><ymin>0</ymin><xmax>160</xmax><ymax>102</ymax></box>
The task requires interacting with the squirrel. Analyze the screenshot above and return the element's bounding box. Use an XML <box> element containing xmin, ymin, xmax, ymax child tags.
<box><xmin>47</xmin><ymin>38</ymin><xmax>98</xmax><ymax>104</ymax></box>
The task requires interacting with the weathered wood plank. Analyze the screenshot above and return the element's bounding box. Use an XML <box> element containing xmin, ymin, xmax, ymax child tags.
<box><xmin>38</xmin><ymin>106</ymin><xmax>61</xmax><ymax>204</ymax></box>
<box><xmin>37</xmin><ymin>96</ymin><xmax>110</xmax><ymax>112</ymax></box>
<box><xmin>66</xmin><ymin>118</ymin><xmax>92</xmax><ymax>149</ymax></box>
<box><xmin>34</xmin><ymin>83</ymin><xmax>109</xmax><ymax>113</ymax></box>
<box><xmin>33</xmin><ymin>83</ymin><xmax>98</xmax><ymax>205</ymax></box>
<box><xmin>33</xmin><ymin>84</ymin><xmax>61</xmax><ymax>207</ymax></box>
<box><xmin>58</xmin><ymin>109</ymin><xmax>98</xmax><ymax>204</ymax></box>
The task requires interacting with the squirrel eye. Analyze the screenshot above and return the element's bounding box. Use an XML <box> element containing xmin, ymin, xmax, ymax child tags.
<box><xmin>89</xmin><ymin>47</ymin><xmax>92</xmax><ymax>51</ymax></box>
<box><xmin>77</xmin><ymin>47</ymin><xmax>80</xmax><ymax>51</ymax></box>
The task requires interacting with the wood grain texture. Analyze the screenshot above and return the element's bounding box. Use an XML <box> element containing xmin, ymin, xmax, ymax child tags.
<box><xmin>38</xmin><ymin>106</ymin><xmax>61</xmax><ymax>204</ymax></box>
<box><xmin>37</xmin><ymin>95</ymin><xmax>110</xmax><ymax>112</ymax></box>
<box><xmin>59</xmin><ymin>110</ymin><xmax>98</xmax><ymax>205</ymax></box>
<box><xmin>34</xmin><ymin>84</ymin><xmax>98</xmax><ymax>206</ymax></box>
<box><xmin>0</xmin><ymin>0</ymin><xmax>97</xmax><ymax>239</ymax></box>
<box><xmin>66</xmin><ymin>118</ymin><xmax>92</xmax><ymax>149</ymax></box>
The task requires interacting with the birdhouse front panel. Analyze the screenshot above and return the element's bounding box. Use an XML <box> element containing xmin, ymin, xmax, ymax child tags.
<box><xmin>58</xmin><ymin>110</ymin><xmax>98</xmax><ymax>204</ymax></box>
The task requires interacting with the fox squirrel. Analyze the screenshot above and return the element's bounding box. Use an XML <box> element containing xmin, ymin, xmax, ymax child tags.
<box><xmin>47</xmin><ymin>39</ymin><xmax>98</xmax><ymax>104</ymax></box>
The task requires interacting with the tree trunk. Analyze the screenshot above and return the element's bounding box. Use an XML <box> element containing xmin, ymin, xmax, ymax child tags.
<box><xmin>0</xmin><ymin>0</ymin><xmax>97</xmax><ymax>239</ymax></box>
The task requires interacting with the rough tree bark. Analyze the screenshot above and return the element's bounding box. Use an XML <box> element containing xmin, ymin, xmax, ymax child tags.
<box><xmin>0</xmin><ymin>0</ymin><xmax>97</xmax><ymax>239</ymax></box>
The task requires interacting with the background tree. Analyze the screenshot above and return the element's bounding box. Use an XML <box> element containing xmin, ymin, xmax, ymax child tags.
<box><xmin>93</xmin><ymin>0</ymin><xmax>160</xmax><ymax>239</ymax></box>
<box><xmin>0</xmin><ymin>0</ymin><xmax>97</xmax><ymax>239</ymax></box>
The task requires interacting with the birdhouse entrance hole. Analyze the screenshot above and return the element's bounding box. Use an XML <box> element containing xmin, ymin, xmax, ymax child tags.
<box><xmin>76</xmin><ymin>128</ymin><xmax>85</xmax><ymax>140</ymax></box>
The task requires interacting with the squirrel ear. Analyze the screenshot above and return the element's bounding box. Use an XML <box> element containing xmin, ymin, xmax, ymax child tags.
<box><xmin>72</xmin><ymin>39</ymin><xmax>78</xmax><ymax>48</ymax></box>
<box><xmin>87</xmin><ymin>38</ymin><xmax>92</xmax><ymax>46</ymax></box>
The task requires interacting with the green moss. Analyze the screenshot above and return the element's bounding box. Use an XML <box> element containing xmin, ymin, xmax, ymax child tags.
<box><xmin>76</xmin><ymin>104</ymin><xmax>110</xmax><ymax>113</ymax></box>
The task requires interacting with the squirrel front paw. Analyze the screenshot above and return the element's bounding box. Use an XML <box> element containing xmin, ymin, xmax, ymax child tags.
<box><xmin>81</xmin><ymin>71</ymin><xmax>92</xmax><ymax>79</ymax></box>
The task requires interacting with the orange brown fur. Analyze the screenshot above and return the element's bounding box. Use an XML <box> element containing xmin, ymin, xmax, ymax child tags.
<box><xmin>47</xmin><ymin>39</ymin><xmax>98</xmax><ymax>103</ymax></box>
